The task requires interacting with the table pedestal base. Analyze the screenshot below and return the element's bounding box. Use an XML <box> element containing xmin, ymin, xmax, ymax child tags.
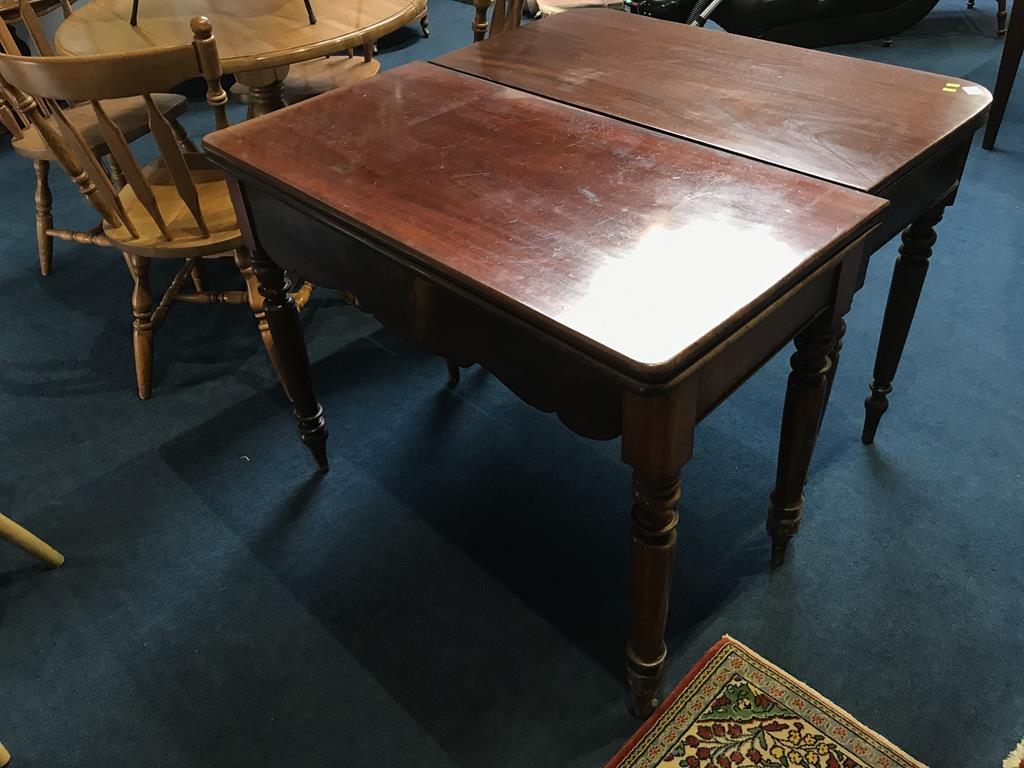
<box><xmin>232</xmin><ymin>51</ymin><xmax>381</xmax><ymax>108</ymax></box>
<box><xmin>236</xmin><ymin>66</ymin><xmax>290</xmax><ymax>119</ymax></box>
<box><xmin>282</xmin><ymin>55</ymin><xmax>381</xmax><ymax>103</ymax></box>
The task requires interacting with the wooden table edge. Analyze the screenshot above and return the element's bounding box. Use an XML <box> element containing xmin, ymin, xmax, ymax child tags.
<box><xmin>873</xmin><ymin>114</ymin><xmax>989</xmax><ymax>197</ymax></box>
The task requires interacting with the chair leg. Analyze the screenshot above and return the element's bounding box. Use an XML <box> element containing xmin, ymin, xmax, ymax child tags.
<box><xmin>234</xmin><ymin>249</ymin><xmax>294</xmax><ymax>401</ymax></box>
<box><xmin>129</xmin><ymin>253</ymin><xmax>154</xmax><ymax>400</ymax></box>
<box><xmin>0</xmin><ymin>513</ymin><xmax>65</xmax><ymax>567</ymax></box>
<box><xmin>34</xmin><ymin>159</ymin><xmax>53</xmax><ymax>277</ymax></box>
<box><xmin>107</xmin><ymin>155</ymin><xmax>126</xmax><ymax>190</ymax></box>
<box><xmin>984</xmin><ymin>0</ymin><xmax>1022</xmax><ymax>147</ymax></box>
<box><xmin>420</xmin><ymin>13</ymin><xmax>430</xmax><ymax>36</ymax></box>
<box><xmin>190</xmin><ymin>258</ymin><xmax>205</xmax><ymax>293</ymax></box>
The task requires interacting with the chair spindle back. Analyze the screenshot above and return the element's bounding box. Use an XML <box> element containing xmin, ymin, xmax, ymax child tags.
<box><xmin>0</xmin><ymin>16</ymin><xmax>229</xmax><ymax>244</ymax></box>
<box><xmin>17</xmin><ymin>0</ymin><xmax>57</xmax><ymax>56</ymax></box>
<box><xmin>0</xmin><ymin>23</ymin><xmax>33</xmax><ymax>135</ymax></box>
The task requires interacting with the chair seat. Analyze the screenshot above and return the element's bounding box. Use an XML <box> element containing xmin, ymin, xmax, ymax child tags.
<box><xmin>10</xmin><ymin>92</ymin><xmax>187</xmax><ymax>160</ymax></box>
<box><xmin>104</xmin><ymin>155</ymin><xmax>243</xmax><ymax>259</ymax></box>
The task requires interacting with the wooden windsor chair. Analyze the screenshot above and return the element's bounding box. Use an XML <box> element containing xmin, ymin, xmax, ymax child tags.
<box><xmin>0</xmin><ymin>0</ymin><xmax>190</xmax><ymax>277</ymax></box>
<box><xmin>0</xmin><ymin>15</ymin><xmax>312</xmax><ymax>399</ymax></box>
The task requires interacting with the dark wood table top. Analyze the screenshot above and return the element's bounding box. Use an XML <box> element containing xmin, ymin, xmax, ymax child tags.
<box><xmin>205</xmin><ymin>62</ymin><xmax>885</xmax><ymax>382</ymax></box>
<box><xmin>434</xmin><ymin>9</ymin><xmax>992</xmax><ymax>194</ymax></box>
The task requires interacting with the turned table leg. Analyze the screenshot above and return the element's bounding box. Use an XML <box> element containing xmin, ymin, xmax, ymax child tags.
<box><xmin>768</xmin><ymin>312</ymin><xmax>837</xmax><ymax>565</ymax></box>
<box><xmin>250</xmin><ymin>248</ymin><xmax>329</xmax><ymax>471</ymax></box>
<box><xmin>621</xmin><ymin>386</ymin><xmax>696</xmax><ymax>718</ymax></box>
<box><xmin>862</xmin><ymin>200</ymin><xmax>947</xmax><ymax>444</ymax></box>
<box><xmin>626</xmin><ymin>470</ymin><xmax>680</xmax><ymax>718</ymax></box>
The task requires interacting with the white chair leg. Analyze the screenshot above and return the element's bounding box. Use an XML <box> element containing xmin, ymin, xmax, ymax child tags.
<box><xmin>0</xmin><ymin>514</ymin><xmax>64</xmax><ymax>568</ymax></box>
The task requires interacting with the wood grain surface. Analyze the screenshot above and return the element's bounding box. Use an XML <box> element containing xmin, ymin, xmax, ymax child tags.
<box><xmin>205</xmin><ymin>62</ymin><xmax>886</xmax><ymax>379</ymax></box>
<box><xmin>434</xmin><ymin>9</ymin><xmax>992</xmax><ymax>193</ymax></box>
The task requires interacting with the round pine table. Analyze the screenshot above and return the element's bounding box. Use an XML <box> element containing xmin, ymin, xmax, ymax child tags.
<box><xmin>55</xmin><ymin>0</ymin><xmax>427</xmax><ymax>115</ymax></box>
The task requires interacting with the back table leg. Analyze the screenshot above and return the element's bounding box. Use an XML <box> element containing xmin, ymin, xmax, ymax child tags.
<box><xmin>250</xmin><ymin>248</ymin><xmax>330</xmax><ymax>471</ymax></box>
<box><xmin>862</xmin><ymin>200</ymin><xmax>947</xmax><ymax>445</ymax></box>
<box><xmin>768</xmin><ymin>312</ymin><xmax>837</xmax><ymax>565</ymax></box>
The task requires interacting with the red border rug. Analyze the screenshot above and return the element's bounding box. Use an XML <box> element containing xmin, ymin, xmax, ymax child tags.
<box><xmin>607</xmin><ymin>636</ymin><xmax>927</xmax><ymax>768</ymax></box>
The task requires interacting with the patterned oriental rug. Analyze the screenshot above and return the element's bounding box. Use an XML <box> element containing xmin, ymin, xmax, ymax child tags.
<box><xmin>1004</xmin><ymin>737</ymin><xmax>1024</xmax><ymax>768</ymax></box>
<box><xmin>608</xmin><ymin>637</ymin><xmax>926</xmax><ymax>768</ymax></box>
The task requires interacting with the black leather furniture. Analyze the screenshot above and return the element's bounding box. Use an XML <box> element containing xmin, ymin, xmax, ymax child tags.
<box><xmin>626</xmin><ymin>0</ymin><xmax>999</xmax><ymax>48</ymax></box>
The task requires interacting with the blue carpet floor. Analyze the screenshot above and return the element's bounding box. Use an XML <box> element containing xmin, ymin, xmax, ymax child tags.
<box><xmin>1</xmin><ymin>1</ymin><xmax>1022</xmax><ymax>766</ymax></box>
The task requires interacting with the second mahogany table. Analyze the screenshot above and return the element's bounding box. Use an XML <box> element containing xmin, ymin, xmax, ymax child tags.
<box><xmin>205</xmin><ymin>61</ymin><xmax>886</xmax><ymax>717</ymax></box>
<box><xmin>435</xmin><ymin>9</ymin><xmax>992</xmax><ymax>444</ymax></box>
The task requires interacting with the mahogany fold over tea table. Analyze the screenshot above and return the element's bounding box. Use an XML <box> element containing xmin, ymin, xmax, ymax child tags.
<box><xmin>206</xmin><ymin>60</ymin><xmax>888</xmax><ymax>717</ymax></box>
<box><xmin>205</xmin><ymin>14</ymin><xmax>989</xmax><ymax>715</ymax></box>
